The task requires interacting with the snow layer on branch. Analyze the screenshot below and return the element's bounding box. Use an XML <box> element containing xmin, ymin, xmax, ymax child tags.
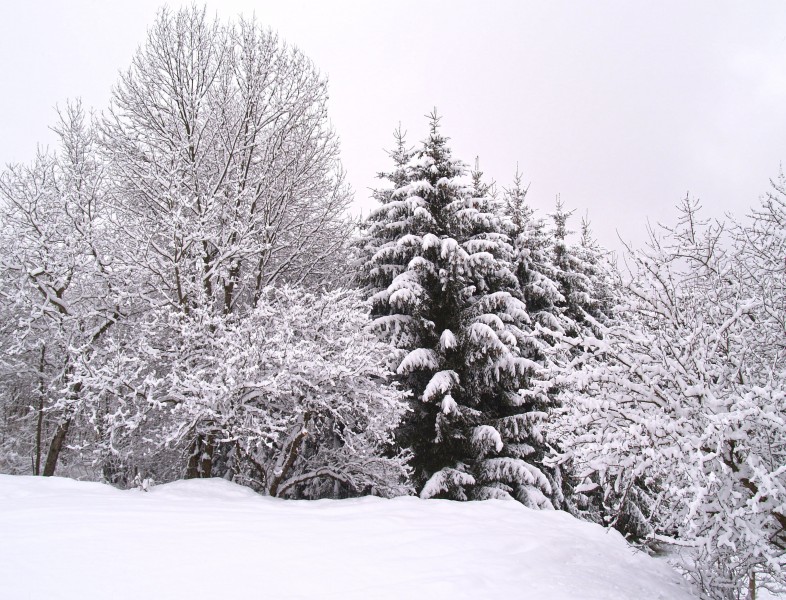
<box><xmin>492</xmin><ymin>356</ymin><xmax>541</xmax><ymax>382</ymax></box>
<box><xmin>406</xmin><ymin>256</ymin><xmax>436</xmax><ymax>275</ymax></box>
<box><xmin>479</xmin><ymin>457</ymin><xmax>553</xmax><ymax>497</ymax></box>
<box><xmin>467</xmin><ymin>251</ymin><xmax>495</xmax><ymax>270</ymax></box>
<box><xmin>371</xmin><ymin>195</ymin><xmax>428</xmax><ymax>221</ymax></box>
<box><xmin>421</xmin><ymin>233</ymin><xmax>441</xmax><ymax>251</ymax></box>
<box><xmin>420</xmin><ymin>467</ymin><xmax>476</xmax><ymax>500</ymax></box>
<box><xmin>396</xmin><ymin>234</ymin><xmax>422</xmax><ymax>249</ymax></box>
<box><xmin>475</xmin><ymin>313</ymin><xmax>506</xmax><ymax>331</ymax></box>
<box><xmin>387</xmin><ymin>272</ymin><xmax>425</xmax><ymax>310</ymax></box>
<box><xmin>468</xmin><ymin>322</ymin><xmax>508</xmax><ymax>354</ymax></box>
<box><xmin>474</xmin><ymin>484</ymin><xmax>514</xmax><ymax>501</ymax></box>
<box><xmin>422</xmin><ymin>370</ymin><xmax>459</xmax><ymax>402</ymax></box>
<box><xmin>506</xmin><ymin>443</ymin><xmax>536</xmax><ymax>458</ymax></box>
<box><xmin>372</xmin><ymin>314</ymin><xmax>418</xmax><ymax>333</ymax></box>
<box><xmin>396</xmin><ymin>179</ymin><xmax>435</xmax><ymax>198</ymax></box>
<box><xmin>440</xmin><ymin>237</ymin><xmax>465</xmax><ymax>260</ymax></box>
<box><xmin>495</xmin><ymin>412</ymin><xmax>548</xmax><ymax>442</ymax></box>
<box><xmin>441</xmin><ymin>394</ymin><xmax>458</xmax><ymax>415</ymax></box>
<box><xmin>371</xmin><ymin>314</ymin><xmax>419</xmax><ymax>346</ymax></box>
<box><xmin>397</xmin><ymin>348</ymin><xmax>440</xmax><ymax>375</ymax></box>
<box><xmin>464</xmin><ymin>238</ymin><xmax>505</xmax><ymax>255</ymax></box>
<box><xmin>475</xmin><ymin>291</ymin><xmax>530</xmax><ymax>324</ymax></box>
<box><xmin>575</xmin><ymin>481</ymin><xmax>600</xmax><ymax>493</ymax></box>
<box><xmin>472</xmin><ymin>425</ymin><xmax>504</xmax><ymax>456</ymax></box>
<box><xmin>440</xmin><ymin>328</ymin><xmax>457</xmax><ymax>350</ymax></box>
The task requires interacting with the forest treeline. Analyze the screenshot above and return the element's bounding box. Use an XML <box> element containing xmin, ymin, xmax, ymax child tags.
<box><xmin>0</xmin><ymin>7</ymin><xmax>783</xmax><ymax>599</ymax></box>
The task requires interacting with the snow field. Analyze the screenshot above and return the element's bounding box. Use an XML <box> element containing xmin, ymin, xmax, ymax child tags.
<box><xmin>0</xmin><ymin>475</ymin><xmax>697</xmax><ymax>599</ymax></box>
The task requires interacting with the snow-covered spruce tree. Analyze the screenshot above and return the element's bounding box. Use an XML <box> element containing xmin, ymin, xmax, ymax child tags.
<box><xmin>549</xmin><ymin>198</ymin><xmax>614</xmax><ymax>337</ymax></box>
<box><xmin>500</xmin><ymin>172</ymin><xmax>564</xmax><ymax>339</ymax></box>
<box><xmin>358</xmin><ymin>114</ymin><xmax>555</xmax><ymax>506</ymax></box>
<box><xmin>496</xmin><ymin>173</ymin><xmax>587</xmax><ymax>510</ymax></box>
<box><xmin>355</xmin><ymin>125</ymin><xmax>412</xmax><ymax>293</ymax></box>
<box><xmin>552</xmin><ymin>195</ymin><xmax>786</xmax><ymax>598</ymax></box>
<box><xmin>498</xmin><ymin>179</ymin><xmax>615</xmax><ymax>516</ymax></box>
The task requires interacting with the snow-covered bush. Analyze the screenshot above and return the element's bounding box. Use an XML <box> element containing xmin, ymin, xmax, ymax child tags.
<box><xmin>551</xmin><ymin>194</ymin><xmax>786</xmax><ymax>598</ymax></box>
<box><xmin>98</xmin><ymin>287</ymin><xmax>412</xmax><ymax>498</ymax></box>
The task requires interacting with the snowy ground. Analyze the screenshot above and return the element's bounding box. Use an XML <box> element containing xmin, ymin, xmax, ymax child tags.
<box><xmin>0</xmin><ymin>475</ymin><xmax>697</xmax><ymax>600</ymax></box>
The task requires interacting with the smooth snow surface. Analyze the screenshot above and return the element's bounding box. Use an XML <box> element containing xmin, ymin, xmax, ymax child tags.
<box><xmin>0</xmin><ymin>475</ymin><xmax>697</xmax><ymax>600</ymax></box>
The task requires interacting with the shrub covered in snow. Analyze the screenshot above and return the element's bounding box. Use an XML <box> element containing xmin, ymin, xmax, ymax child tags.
<box><xmin>551</xmin><ymin>193</ymin><xmax>786</xmax><ymax>598</ymax></box>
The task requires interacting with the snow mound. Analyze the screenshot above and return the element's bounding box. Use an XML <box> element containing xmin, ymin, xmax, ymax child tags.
<box><xmin>0</xmin><ymin>475</ymin><xmax>696</xmax><ymax>600</ymax></box>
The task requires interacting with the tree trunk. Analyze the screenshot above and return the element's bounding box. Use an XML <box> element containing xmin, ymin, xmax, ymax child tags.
<box><xmin>748</xmin><ymin>571</ymin><xmax>756</xmax><ymax>600</ymax></box>
<box><xmin>200</xmin><ymin>435</ymin><xmax>214</xmax><ymax>477</ymax></box>
<box><xmin>34</xmin><ymin>395</ymin><xmax>45</xmax><ymax>476</ymax></box>
<box><xmin>42</xmin><ymin>417</ymin><xmax>71</xmax><ymax>477</ymax></box>
<box><xmin>34</xmin><ymin>344</ymin><xmax>46</xmax><ymax>476</ymax></box>
<box><xmin>42</xmin><ymin>373</ymin><xmax>81</xmax><ymax>477</ymax></box>
<box><xmin>268</xmin><ymin>425</ymin><xmax>309</xmax><ymax>498</ymax></box>
<box><xmin>185</xmin><ymin>433</ymin><xmax>215</xmax><ymax>479</ymax></box>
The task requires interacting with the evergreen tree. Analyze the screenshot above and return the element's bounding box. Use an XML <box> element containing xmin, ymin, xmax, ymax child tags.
<box><xmin>358</xmin><ymin>113</ymin><xmax>555</xmax><ymax>507</ymax></box>
<box><xmin>502</xmin><ymin>171</ymin><xmax>563</xmax><ymax>336</ymax></box>
<box><xmin>500</xmin><ymin>177</ymin><xmax>591</xmax><ymax>513</ymax></box>
<box><xmin>549</xmin><ymin>199</ymin><xmax>614</xmax><ymax>338</ymax></box>
<box><xmin>355</xmin><ymin>126</ymin><xmax>413</xmax><ymax>299</ymax></box>
<box><xmin>499</xmin><ymin>181</ymin><xmax>619</xmax><ymax>516</ymax></box>
<box><xmin>470</xmin><ymin>156</ymin><xmax>493</xmax><ymax>199</ymax></box>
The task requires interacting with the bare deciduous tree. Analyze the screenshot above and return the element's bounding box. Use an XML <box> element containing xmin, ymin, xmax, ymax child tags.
<box><xmin>96</xmin><ymin>7</ymin><xmax>355</xmax><ymax>477</ymax></box>
<box><xmin>100</xmin><ymin>7</ymin><xmax>353</xmax><ymax>318</ymax></box>
<box><xmin>0</xmin><ymin>101</ymin><xmax>118</xmax><ymax>476</ymax></box>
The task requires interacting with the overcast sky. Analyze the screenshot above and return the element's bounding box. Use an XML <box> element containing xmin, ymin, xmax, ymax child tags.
<box><xmin>2</xmin><ymin>1</ymin><xmax>786</xmax><ymax>250</ymax></box>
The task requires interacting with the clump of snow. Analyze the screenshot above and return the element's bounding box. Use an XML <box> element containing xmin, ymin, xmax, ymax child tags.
<box><xmin>439</xmin><ymin>328</ymin><xmax>457</xmax><ymax>350</ymax></box>
<box><xmin>422</xmin><ymin>369</ymin><xmax>459</xmax><ymax>402</ymax></box>
<box><xmin>0</xmin><ymin>475</ymin><xmax>697</xmax><ymax>600</ymax></box>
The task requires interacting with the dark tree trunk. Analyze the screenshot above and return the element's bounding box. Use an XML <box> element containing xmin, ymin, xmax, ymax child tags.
<box><xmin>268</xmin><ymin>424</ymin><xmax>309</xmax><ymax>498</ymax></box>
<box><xmin>185</xmin><ymin>434</ymin><xmax>215</xmax><ymax>479</ymax></box>
<box><xmin>42</xmin><ymin>374</ymin><xmax>81</xmax><ymax>477</ymax></box>
<box><xmin>34</xmin><ymin>395</ymin><xmax>45</xmax><ymax>476</ymax></box>
<box><xmin>34</xmin><ymin>344</ymin><xmax>46</xmax><ymax>476</ymax></box>
<box><xmin>42</xmin><ymin>417</ymin><xmax>71</xmax><ymax>477</ymax></box>
<box><xmin>200</xmin><ymin>435</ymin><xmax>215</xmax><ymax>477</ymax></box>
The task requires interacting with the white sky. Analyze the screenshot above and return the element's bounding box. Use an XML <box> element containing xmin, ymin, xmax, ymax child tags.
<box><xmin>2</xmin><ymin>1</ymin><xmax>786</xmax><ymax>250</ymax></box>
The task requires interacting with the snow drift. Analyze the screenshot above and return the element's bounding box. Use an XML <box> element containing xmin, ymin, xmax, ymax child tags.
<box><xmin>0</xmin><ymin>475</ymin><xmax>696</xmax><ymax>600</ymax></box>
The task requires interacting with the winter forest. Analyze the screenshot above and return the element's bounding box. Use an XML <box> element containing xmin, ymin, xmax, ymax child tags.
<box><xmin>0</xmin><ymin>6</ymin><xmax>784</xmax><ymax>600</ymax></box>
